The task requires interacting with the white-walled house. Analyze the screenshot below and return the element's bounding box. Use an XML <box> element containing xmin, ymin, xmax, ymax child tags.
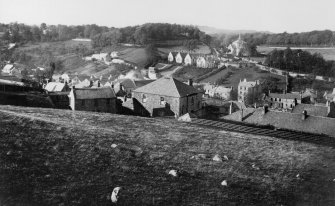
<box><xmin>175</xmin><ymin>52</ymin><xmax>183</xmax><ymax>64</ymax></box>
<box><xmin>184</xmin><ymin>54</ymin><xmax>193</xmax><ymax>65</ymax></box>
<box><xmin>238</xmin><ymin>79</ymin><xmax>262</xmax><ymax>103</ymax></box>
<box><xmin>203</xmin><ymin>83</ymin><xmax>233</xmax><ymax>100</ymax></box>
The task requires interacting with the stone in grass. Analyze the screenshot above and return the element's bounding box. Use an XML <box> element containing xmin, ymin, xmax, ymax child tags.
<box><xmin>223</xmin><ymin>155</ymin><xmax>229</xmax><ymax>161</ymax></box>
<box><xmin>168</xmin><ymin>169</ymin><xmax>178</xmax><ymax>177</ymax></box>
<box><xmin>212</xmin><ymin>154</ymin><xmax>222</xmax><ymax>162</ymax></box>
<box><xmin>221</xmin><ymin>180</ymin><xmax>228</xmax><ymax>186</ymax></box>
<box><xmin>191</xmin><ymin>154</ymin><xmax>207</xmax><ymax>160</ymax></box>
<box><xmin>111</xmin><ymin>187</ymin><xmax>121</xmax><ymax>203</ymax></box>
<box><xmin>111</xmin><ymin>144</ymin><xmax>118</xmax><ymax>148</ymax></box>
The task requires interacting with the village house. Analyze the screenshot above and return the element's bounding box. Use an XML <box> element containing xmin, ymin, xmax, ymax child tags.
<box><xmin>44</xmin><ymin>82</ymin><xmax>70</xmax><ymax>92</ymax></box>
<box><xmin>110</xmin><ymin>51</ymin><xmax>119</xmax><ymax>58</ymax></box>
<box><xmin>68</xmin><ymin>87</ymin><xmax>116</xmax><ymax>113</ymax></box>
<box><xmin>132</xmin><ymin>77</ymin><xmax>203</xmax><ymax>117</ymax></box>
<box><xmin>203</xmin><ymin>83</ymin><xmax>233</xmax><ymax>100</ymax></box>
<box><xmin>60</xmin><ymin>73</ymin><xmax>71</xmax><ymax>83</ymax></box>
<box><xmin>113</xmin><ymin>78</ymin><xmax>155</xmax><ymax>98</ymax></box>
<box><xmin>168</xmin><ymin>52</ymin><xmax>177</xmax><ymax>63</ymax></box>
<box><xmin>2</xmin><ymin>64</ymin><xmax>20</xmax><ymax>75</ymax></box>
<box><xmin>324</xmin><ymin>88</ymin><xmax>335</xmax><ymax>102</ymax></box>
<box><xmin>222</xmin><ymin>106</ymin><xmax>335</xmax><ymax>137</ymax></box>
<box><xmin>238</xmin><ymin>79</ymin><xmax>262</xmax><ymax>103</ymax></box>
<box><xmin>268</xmin><ymin>92</ymin><xmax>302</xmax><ymax>109</ymax></box>
<box><xmin>291</xmin><ymin>101</ymin><xmax>335</xmax><ymax>118</ymax></box>
<box><xmin>184</xmin><ymin>53</ymin><xmax>193</xmax><ymax>65</ymax></box>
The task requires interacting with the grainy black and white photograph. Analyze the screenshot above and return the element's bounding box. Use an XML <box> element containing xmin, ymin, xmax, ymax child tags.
<box><xmin>0</xmin><ymin>0</ymin><xmax>335</xmax><ymax>205</ymax></box>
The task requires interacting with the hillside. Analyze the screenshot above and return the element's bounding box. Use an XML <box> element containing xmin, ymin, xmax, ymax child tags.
<box><xmin>0</xmin><ymin>106</ymin><xmax>334</xmax><ymax>205</ymax></box>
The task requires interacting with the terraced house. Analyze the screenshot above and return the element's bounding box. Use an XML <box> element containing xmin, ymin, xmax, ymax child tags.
<box><xmin>132</xmin><ymin>77</ymin><xmax>203</xmax><ymax>117</ymax></box>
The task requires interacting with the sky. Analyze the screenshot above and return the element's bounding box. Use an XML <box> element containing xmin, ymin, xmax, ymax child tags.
<box><xmin>0</xmin><ymin>0</ymin><xmax>334</xmax><ymax>33</ymax></box>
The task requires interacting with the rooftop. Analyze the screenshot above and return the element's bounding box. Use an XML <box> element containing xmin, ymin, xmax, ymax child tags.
<box><xmin>133</xmin><ymin>77</ymin><xmax>201</xmax><ymax>97</ymax></box>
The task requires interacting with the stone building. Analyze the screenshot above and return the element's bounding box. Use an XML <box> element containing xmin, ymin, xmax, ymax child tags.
<box><xmin>227</xmin><ymin>34</ymin><xmax>250</xmax><ymax>57</ymax></box>
<box><xmin>238</xmin><ymin>79</ymin><xmax>262</xmax><ymax>103</ymax></box>
<box><xmin>132</xmin><ymin>77</ymin><xmax>203</xmax><ymax>117</ymax></box>
<box><xmin>68</xmin><ymin>87</ymin><xmax>116</xmax><ymax>113</ymax></box>
<box><xmin>268</xmin><ymin>92</ymin><xmax>302</xmax><ymax>109</ymax></box>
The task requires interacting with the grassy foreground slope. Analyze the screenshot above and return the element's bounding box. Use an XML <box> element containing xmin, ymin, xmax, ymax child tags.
<box><xmin>0</xmin><ymin>106</ymin><xmax>334</xmax><ymax>206</ymax></box>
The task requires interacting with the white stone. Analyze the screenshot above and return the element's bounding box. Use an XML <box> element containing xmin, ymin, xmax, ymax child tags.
<box><xmin>111</xmin><ymin>144</ymin><xmax>118</xmax><ymax>148</ymax></box>
<box><xmin>212</xmin><ymin>154</ymin><xmax>222</xmax><ymax>162</ymax></box>
<box><xmin>111</xmin><ymin>187</ymin><xmax>121</xmax><ymax>203</ymax></box>
<box><xmin>223</xmin><ymin>155</ymin><xmax>229</xmax><ymax>161</ymax></box>
<box><xmin>221</xmin><ymin>180</ymin><xmax>227</xmax><ymax>186</ymax></box>
<box><xmin>168</xmin><ymin>170</ymin><xmax>178</xmax><ymax>177</ymax></box>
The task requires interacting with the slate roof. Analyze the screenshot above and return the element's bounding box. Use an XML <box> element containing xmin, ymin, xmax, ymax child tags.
<box><xmin>292</xmin><ymin>104</ymin><xmax>328</xmax><ymax>117</ymax></box>
<box><xmin>269</xmin><ymin>92</ymin><xmax>302</xmax><ymax>100</ymax></box>
<box><xmin>223</xmin><ymin>108</ymin><xmax>335</xmax><ymax>137</ymax></box>
<box><xmin>45</xmin><ymin>82</ymin><xmax>66</xmax><ymax>92</ymax></box>
<box><xmin>73</xmin><ymin>87</ymin><xmax>116</xmax><ymax>99</ymax></box>
<box><xmin>133</xmin><ymin>77</ymin><xmax>201</xmax><ymax>97</ymax></box>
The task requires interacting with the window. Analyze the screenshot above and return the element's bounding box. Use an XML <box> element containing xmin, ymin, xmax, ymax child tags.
<box><xmin>160</xmin><ymin>97</ymin><xmax>165</xmax><ymax>105</ymax></box>
<box><xmin>142</xmin><ymin>94</ymin><xmax>147</xmax><ymax>103</ymax></box>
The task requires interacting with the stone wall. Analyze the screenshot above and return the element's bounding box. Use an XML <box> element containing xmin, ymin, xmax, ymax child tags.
<box><xmin>75</xmin><ymin>98</ymin><xmax>116</xmax><ymax>113</ymax></box>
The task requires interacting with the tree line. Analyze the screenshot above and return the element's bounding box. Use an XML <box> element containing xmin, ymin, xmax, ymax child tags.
<box><xmin>213</xmin><ymin>30</ymin><xmax>335</xmax><ymax>48</ymax></box>
<box><xmin>264</xmin><ymin>47</ymin><xmax>335</xmax><ymax>77</ymax></box>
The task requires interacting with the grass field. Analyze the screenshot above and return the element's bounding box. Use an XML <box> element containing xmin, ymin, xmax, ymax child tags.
<box><xmin>158</xmin><ymin>44</ymin><xmax>211</xmax><ymax>55</ymax></box>
<box><xmin>0</xmin><ymin>105</ymin><xmax>335</xmax><ymax>205</ymax></box>
<box><xmin>200</xmin><ymin>65</ymin><xmax>286</xmax><ymax>89</ymax></box>
<box><xmin>257</xmin><ymin>46</ymin><xmax>335</xmax><ymax>61</ymax></box>
<box><xmin>173</xmin><ymin>66</ymin><xmax>214</xmax><ymax>82</ymax></box>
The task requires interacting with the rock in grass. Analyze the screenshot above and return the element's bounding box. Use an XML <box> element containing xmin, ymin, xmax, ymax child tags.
<box><xmin>111</xmin><ymin>144</ymin><xmax>118</xmax><ymax>148</ymax></box>
<box><xmin>111</xmin><ymin>187</ymin><xmax>121</xmax><ymax>203</ymax></box>
<box><xmin>223</xmin><ymin>155</ymin><xmax>229</xmax><ymax>161</ymax></box>
<box><xmin>221</xmin><ymin>180</ymin><xmax>228</xmax><ymax>186</ymax></box>
<box><xmin>191</xmin><ymin>154</ymin><xmax>207</xmax><ymax>160</ymax></box>
<box><xmin>213</xmin><ymin>154</ymin><xmax>222</xmax><ymax>162</ymax></box>
<box><xmin>168</xmin><ymin>169</ymin><xmax>178</xmax><ymax>177</ymax></box>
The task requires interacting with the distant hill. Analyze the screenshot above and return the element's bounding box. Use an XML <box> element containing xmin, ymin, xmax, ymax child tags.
<box><xmin>198</xmin><ymin>25</ymin><xmax>272</xmax><ymax>35</ymax></box>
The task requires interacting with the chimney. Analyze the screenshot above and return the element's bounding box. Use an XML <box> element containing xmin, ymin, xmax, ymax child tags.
<box><xmin>98</xmin><ymin>81</ymin><xmax>101</xmax><ymax>87</ymax></box>
<box><xmin>72</xmin><ymin>85</ymin><xmax>75</xmax><ymax>90</ymax></box>
<box><xmin>120</xmin><ymin>83</ymin><xmax>123</xmax><ymax>91</ymax></box>
<box><xmin>240</xmin><ymin>108</ymin><xmax>243</xmax><ymax>122</ymax></box>
<box><xmin>229</xmin><ymin>102</ymin><xmax>233</xmax><ymax>115</ymax></box>
<box><xmin>262</xmin><ymin>105</ymin><xmax>268</xmax><ymax>115</ymax></box>
<box><xmin>188</xmin><ymin>79</ymin><xmax>193</xmax><ymax>87</ymax></box>
<box><xmin>302</xmin><ymin>110</ymin><xmax>307</xmax><ymax>120</ymax></box>
<box><xmin>111</xmin><ymin>84</ymin><xmax>114</xmax><ymax>89</ymax></box>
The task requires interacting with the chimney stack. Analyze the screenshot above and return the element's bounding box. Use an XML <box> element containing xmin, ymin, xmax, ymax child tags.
<box><xmin>240</xmin><ymin>108</ymin><xmax>243</xmax><ymax>122</ymax></box>
<box><xmin>111</xmin><ymin>84</ymin><xmax>114</xmax><ymax>89</ymax></box>
<box><xmin>229</xmin><ymin>102</ymin><xmax>233</xmax><ymax>115</ymax></box>
<box><xmin>302</xmin><ymin>110</ymin><xmax>307</xmax><ymax>120</ymax></box>
<box><xmin>98</xmin><ymin>81</ymin><xmax>101</xmax><ymax>87</ymax></box>
<box><xmin>188</xmin><ymin>79</ymin><xmax>193</xmax><ymax>87</ymax></box>
<box><xmin>120</xmin><ymin>83</ymin><xmax>123</xmax><ymax>91</ymax></box>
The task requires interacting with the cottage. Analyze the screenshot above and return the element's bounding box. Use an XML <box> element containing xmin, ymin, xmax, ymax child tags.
<box><xmin>175</xmin><ymin>52</ymin><xmax>184</xmax><ymax>64</ymax></box>
<box><xmin>132</xmin><ymin>77</ymin><xmax>203</xmax><ymax>117</ymax></box>
<box><xmin>68</xmin><ymin>87</ymin><xmax>116</xmax><ymax>113</ymax></box>
<box><xmin>60</xmin><ymin>73</ymin><xmax>70</xmax><ymax>83</ymax></box>
<box><xmin>291</xmin><ymin>102</ymin><xmax>335</xmax><ymax>118</ymax></box>
<box><xmin>238</xmin><ymin>79</ymin><xmax>262</xmax><ymax>103</ymax></box>
<box><xmin>168</xmin><ymin>52</ymin><xmax>177</xmax><ymax>63</ymax></box>
<box><xmin>184</xmin><ymin>53</ymin><xmax>193</xmax><ymax>65</ymax></box>
<box><xmin>110</xmin><ymin>51</ymin><xmax>119</xmax><ymax>58</ymax></box>
<box><xmin>2</xmin><ymin>64</ymin><xmax>20</xmax><ymax>75</ymax></box>
<box><xmin>44</xmin><ymin>82</ymin><xmax>69</xmax><ymax>92</ymax></box>
<box><xmin>203</xmin><ymin>83</ymin><xmax>232</xmax><ymax>100</ymax></box>
<box><xmin>223</xmin><ymin>106</ymin><xmax>335</xmax><ymax>137</ymax></box>
<box><xmin>324</xmin><ymin>88</ymin><xmax>335</xmax><ymax>102</ymax></box>
<box><xmin>268</xmin><ymin>92</ymin><xmax>302</xmax><ymax>109</ymax></box>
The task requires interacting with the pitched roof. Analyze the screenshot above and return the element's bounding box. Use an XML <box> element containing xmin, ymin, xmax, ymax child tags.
<box><xmin>269</xmin><ymin>92</ymin><xmax>302</xmax><ymax>100</ymax></box>
<box><xmin>73</xmin><ymin>87</ymin><xmax>116</xmax><ymax>99</ymax></box>
<box><xmin>45</xmin><ymin>82</ymin><xmax>66</xmax><ymax>92</ymax></box>
<box><xmin>133</xmin><ymin>77</ymin><xmax>201</xmax><ymax>97</ymax></box>
<box><xmin>292</xmin><ymin>104</ymin><xmax>328</xmax><ymax>117</ymax></box>
<box><xmin>223</xmin><ymin>108</ymin><xmax>335</xmax><ymax>137</ymax></box>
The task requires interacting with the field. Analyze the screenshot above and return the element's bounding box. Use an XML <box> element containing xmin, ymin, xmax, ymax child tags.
<box><xmin>15</xmin><ymin>41</ymin><xmax>146</xmax><ymax>78</ymax></box>
<box><xmin>158</xmin><ymin>44</ymin><xmax>211</xmax><ymax>55</ymax></box>
<box><xmin>257</xmin><ymin>46</ymin><xmax>335</xmax><ymax>61</ymax></box>
<box><xmin>200</xmin><ymin>65</ymin><xmax>286</xmax><ymax>90</ymax></box>
<box><xmin>172</xmin><ymin>66</ymin><xmax>215</xmax><ymax>82</ymax></box>
<box><xmin>1</xmin><ymin>105</ymin><xmax>335</xmax><ymax>205</ymax></box>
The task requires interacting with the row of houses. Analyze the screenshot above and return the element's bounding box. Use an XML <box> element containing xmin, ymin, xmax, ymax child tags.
<box><xmin>45</xmin><ymin>76</ymin><xmax>203</xmax><ymax>118</ymax></box>
<box><xmin>168</xmin><ymin>52</ymin><xmax>218</xmax><ymax>68</ymax></box>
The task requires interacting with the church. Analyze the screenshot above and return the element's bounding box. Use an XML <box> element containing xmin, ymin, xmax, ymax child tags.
<box><xmin>227</xmin><ymin>34</ymin><xmax>250</xmax><ymax>57</ymax></box>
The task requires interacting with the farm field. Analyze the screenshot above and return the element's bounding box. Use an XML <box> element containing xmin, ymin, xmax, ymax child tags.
<box><xmin>200</xmin><ymin>65</ymin><xmax>286</xmax><ymax>90</ymax></box>
<box><xmin>158</xmin><ymin>44</ymin><xmax>211</xmax><ymax>55</ymax></box>
<box><xmin>257</xmin><ymin>46</ymin><xmax>335</xmax><ymax>61</ymax></box>
<box><xmin>0</xmin><ymin>105</ymin><xmax>335</xmax><ymax>205</ymax></box>
<box><xmin>173</xmin><ymin>66</ymin><xmax>214</xmax><ymax>82</ymax></box>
